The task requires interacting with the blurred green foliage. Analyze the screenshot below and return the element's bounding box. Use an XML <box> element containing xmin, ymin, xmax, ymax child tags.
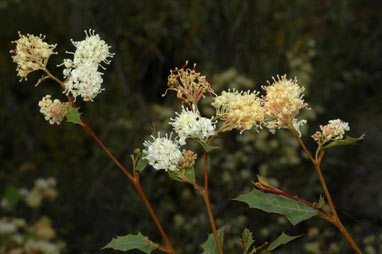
<box><xmin>0</xmin><ymin>0</ymin><xmax>381</xmax><ymax>253</ymax></box>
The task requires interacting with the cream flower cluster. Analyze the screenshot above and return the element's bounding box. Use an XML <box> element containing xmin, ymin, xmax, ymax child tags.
<box><xmin>143</xmin><ymin>133</ymin><xmax>183</xmax><ymax>171</ymax></box>
<box><xmin>212</xmin><ymin>89</ymin><xmax>264</xmax><ymax>133</ymax></box>
<box><xmin>263</xmin><ymin>75</ymin><xmax>308</xmax><ymax>123</ymax></box>
<box><xmin>10</xmin><ymin>32</ymin><xmax>57</xmax><ymax>81</ymax></box>
<box><xmin>38</xmin><ymin>95</ymin><xmax>68</xmax><ymax>125</ymax></box>
<box><xmin>312</xmin><ymin>119</ymin><xmax>350</xmax><ymax>144</ymax></box>
<box><xmin>169</xmin><ymin>106</ymin><xmax>216</xmax><ymax>145</ymax></box>
<box><xmin>61</xmin><ymin>29</ymin><xmax>114</xmax><ymax>101</ymax></box>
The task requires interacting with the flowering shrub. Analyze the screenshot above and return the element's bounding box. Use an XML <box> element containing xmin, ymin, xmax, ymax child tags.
<box><xmin>9</xmin><ymin>30</ymin><xmax>367</xmax><ymax>253</ymax></box>
<box><xmin>0</xmin><ymin>178</ymin><xmax>64</xmax><ymax>254</ymax></box>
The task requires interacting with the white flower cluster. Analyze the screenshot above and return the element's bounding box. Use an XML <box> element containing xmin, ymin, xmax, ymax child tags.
<box><xmin>61</xmin><ymin>29</ymin><xmax>114</xmax><ymax>101</ymax></box>
<box><xmin>312</xmin><ymin>119</ymin><xmax>350</xmax><ymax>144</ymax></box>
<box><xmin>143</xmin><ymin>133</ymin><xmax>183</xmax><ymax>171</ymax></box>
<box><xmin>38</xmin><ymin>95</ymin><xmax>68</xmax><ymax>125</ymax></box>
<box><xmin>63</xmin><ymin>61</ymin><xmax>104</xmax><ymax>101</ymax></box>
<box><xmin>20</xmin><ymin>177</ymin><xmax>58</xmax><ymax>208</ymax></box>
<box><xmin>169</xmin><ymin>106</ymin><xmax>216</xmax><ymax>145</ymax></box>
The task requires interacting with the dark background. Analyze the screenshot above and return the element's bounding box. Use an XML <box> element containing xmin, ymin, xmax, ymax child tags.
<box><xmin>0</xmin><ymin>0</ymin><xmax>381</xmax><ymax>253</ymax></box>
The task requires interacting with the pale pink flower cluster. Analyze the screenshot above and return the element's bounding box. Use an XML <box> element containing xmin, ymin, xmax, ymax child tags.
<box><xmin>38</xmin><ymin>95</ymin><xmax>68</xmax><ymax>125</ymax></box>
<box><xmin>211</xmin><ymin>89</ymin><xmax>264</xmax><ymax>133</ymax></box>
<box><xmin>312</xmin><ymin>119</ymin><xmax>350</xmax><ymax>144</ymax></box>
<box><xmin>10</xmin><ymin>32</ymin><xmax>57</xmax><ymax>81</ymax></box>
<box><xmin>61</xmin><ymin>29</ymin><xmax>114</xmax><ymax>101</ymax></box>
<box><xmin>262</xmin><ymin>75</ymin><xmax>309</xmax><ymax>134</ymax></box>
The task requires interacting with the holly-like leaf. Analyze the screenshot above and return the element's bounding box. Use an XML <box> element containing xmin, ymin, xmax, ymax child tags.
<box><xmin>323</xmin><ymin>134</ymin><xmax>365</xmax><ymax>149</ymax></box>
<box><xmin>103</xmin><ymin>232</ymin><xmax>158</xmax><ymax>253</ymax></box>
<box><xmin>235</xmin><ymin>189</ymin><xmax>319</xmax><ymax>225</ymax></box>
<box><xmin>266</xmin><ymin>232</ymin><xmax>302</xmax><ymax>251</ymax></box>
<box><xmin>136</xmin><ymin>158</ymin><xmax>148</xmax><ymax>172</ymax></box>
<box><xmin>201</xmin><ymin>227</ymin><xmax>225</xmax><ymax>254</ymax></box>
<box><xmin>65</xmin><ymin>106</ymin><xmax>82</xmax><ymax>125</ymax></box>
<box><xmin>4</xmin><ymin>186</ymin><xmax>21</xmax><ymax>207</ymax></box>
<box><xmin>242</xmin><ymin>228</ymin><xmax>255</xmax><ymax>254</ymax></box>
<box><xmin>168</xmin><ymin>167</ymin><xmax>195</xmax><ymax>182</ymax></box>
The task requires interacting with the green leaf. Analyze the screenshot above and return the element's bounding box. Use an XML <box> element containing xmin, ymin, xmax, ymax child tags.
<box><xmin>235</xmin><ymin>189</ymin><xmax>319</xmax><ymax>225</ymax></box>
<box><xmin>184</xmin><ymin>167</ymin><xmax>195</xmax><ymax>182</ymax></box>
<box><xmin>201</xmin><ymin>227</ymin><xmax>225</xmax><ymax>254</ymax></box>
<box><xmin>200</xmin><ymin>141</ymin><xmax>218</xmax><ymax>153</ymax></box>
<box><xmin>103</xmin><ymin>232</ymin><xmax>158</xmax><ymax>253</ymax></box>
<box><xmin>65</xmin><ymin>106</ymin><xmax>82</xmax><ymax>125</ymax></box>
<box><xmin>4</xmin><ymin>186</ymin><xmax>21</xmax><ymax>207</ymax></box>
<box><xmin>242</xmin><ymin>228</ymin><xmax>255</xmax><ymax>254</ymax></box>
<box><xmin>168</xmin><ymin>167</ymin><xmax>195</xmax><ymax>182</ymax></box>
<box><xmin>169</xmin><ymin>171</ymin><xmax>183</xmax><ymax>182</ymax></box>
<box><xmin>136</xmin><ymin>158</ymin><xmax>148</xmax><ymax>172</ymax></box>
<box><xmin>317</xmin><ymin>195</ymin><xmax>325</xmax><ymax>209</ymax></box>
<box><xmin>266</xmin><ymin>232</ymin><xmax>302</xmax><ymax>251</ymax></box>
<box><xmin>323</xmin><ymin>134</ymin><xmax>365</xmax><ymax>149</ymax></box>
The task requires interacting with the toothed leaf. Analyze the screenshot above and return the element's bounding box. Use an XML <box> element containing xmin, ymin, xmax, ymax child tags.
<box><xmin>103</xmin><ymin>232</ymin><xmax>158</xmax><ymax>253</ymax></box>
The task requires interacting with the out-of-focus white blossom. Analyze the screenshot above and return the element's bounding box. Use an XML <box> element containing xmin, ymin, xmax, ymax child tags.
<box><xmin>26</xmin><ymin>189</ymin><xmax>43</xmax><ymax>208</ymax></box>
<box><xmin>143</xmin><ymin>133</ymin><xmax>183</xmax><ymax>171</ymax></box>
<box><xmin>38</xmin><ymin>95</ymin><xmax>68</xmax><ymax>125</ymax></box>
<box><xmin>0</xmin><ymin>221</ymin><xmax>17</xmax><ymax>234</ymax></box>
<box><xmin>64</xmin><ymin>61</ymin><xmax>103</xmax><ymax>101</ymax></box>
<box><xmin>312</xmin><ymin>119</ymin><xmax>350</xmax><ymax>144</ymax></box>
<box><xmin>262</xmin><ymin>75</ymin><xmax>308</xmax><ymax>132</ymax></box>
<box><xmin>32</xmin><ymin>217</ymin><xmax>56</xmax><ymax>241</ymax></box>
<box><xmin>10</xmin><ymin>32</ymin><xmax>57</xmax><ymax>81</ymax></box>
<box><xmin>26</xmin><ymin>240</ymin><xmax>60</xmax><ymax>254</ymax></box>
<box><xmin>169</xmin><ymin>106</ymin><xmax>216</xmax><ymax>145</ymax></box>
<box><xmin>212</xmin><ymin>89</ymin><xmax>265</xmax><ymax>133</ymax></box>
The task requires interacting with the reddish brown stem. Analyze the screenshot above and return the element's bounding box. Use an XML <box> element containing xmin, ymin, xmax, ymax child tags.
<box><xmin>42</xmin><ymin>70</ymin><xmax>176</xmax><ymax>253</ymax></box>
<box><xmin>81</xmin><ymin>117</ymin><xmax>175</xmax><ymax>253</ymax></box>
<box><xmin>133</xmin><ymin>174</ymin><xmax>176</xmax><ymax>254</ymax></box>
<box><xmin>202</xmin><ymin>150</ymin><xmax>223</xmax><ymax>254</ymax></box>
<box><xmin>255</xmin><ymin>184</ymin><xmax>334</xmax><ymax>225</ymax></box>
<box><xmin>289</xmin><ymin>128</ymin><xmax>362</xmax><ymax>253</ymax></box>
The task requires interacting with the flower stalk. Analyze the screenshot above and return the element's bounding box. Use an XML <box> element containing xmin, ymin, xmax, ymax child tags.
<box><xmin>44</xmin><ymin>69</ymin><xmax>176</xmax><ymax>254</ymax></box>
<box><xmin>289</xmin><ymin>127</ymin><xmax>362</xmax><ymax>253</ymax></box>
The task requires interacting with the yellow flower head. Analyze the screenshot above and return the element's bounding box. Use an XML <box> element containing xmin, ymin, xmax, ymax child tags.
<box><xmin>10</xmin><ymin>32</ymin><xmax>57</xmax><ymax>81</ymax></box>
<box><xmin>212</xmin><ymin>89</ymin><xmax>265</xmax><ymax>133</ymax></box>
<box><xmin>262</xmin><ymin>75</ymin><xmax>308</xmax><ymax>123</ymax></box>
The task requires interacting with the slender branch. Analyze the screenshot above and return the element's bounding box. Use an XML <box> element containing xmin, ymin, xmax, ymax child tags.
<box><xmin>42</xmin><ymin>70</ymin><xmax>176</xmax><ymax>253</ymax></box>
<box><xmin>289</xmin><ymin>127</ymin><xmax>316</xmax><ymax>164</ymax></box>
<box><xmin>202</xmin><ymin>150</ymin><xmax>223</xmax><ymax>254</ymax></box>
<box><xmin>204</xmin><ymin>151</ymin><xmax>209</xmax><ymax>193</ymax></box>
<box><xmin>81</xmin><ymin>116</ymin><xmax>134</xmax><ymax>181</ymax></box>
<box><xmin>289</xmin><ymin>128</ymin><xmax>362</xmax><ymax>253</ymax></box>
<box><xmin>313</xmin><ymin>163</ymin><xmax>338</xmax><ymax>218</ymax></box>
<box><xmin>132</xmin><ymin>174</ymin><xmax>176</xmax><ymax>254</ymax></box>
<box><xmin>43</xmin><ymin>68</ymin><xmax>65</xmax><ymax>88</ymax></box>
